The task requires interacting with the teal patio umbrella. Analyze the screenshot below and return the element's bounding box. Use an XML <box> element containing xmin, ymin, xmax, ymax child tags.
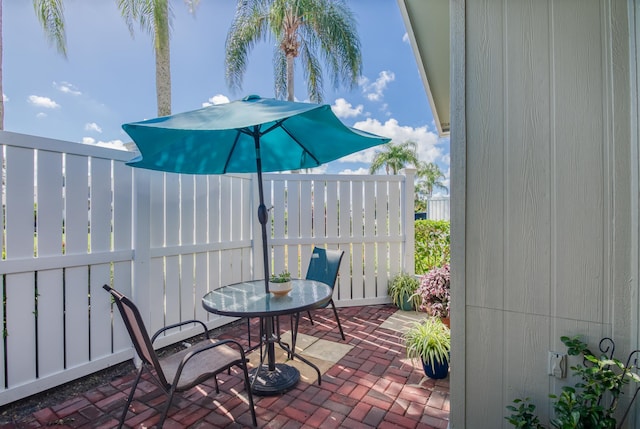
<box><xmin>123</xmin><ymin>95</ymin><xmax>390</xmax><ymax>293</ymax></box>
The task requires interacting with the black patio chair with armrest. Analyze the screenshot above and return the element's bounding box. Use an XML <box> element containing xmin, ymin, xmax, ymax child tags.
<box><xmin>290</xmin><ymin>247</ymin><xmax>345</xmax><ymax>354</ymax></box>
<box><xmin>102</xmin><ymin>285</ymin><xmax>257</xmax><ymax>428</ymax></box>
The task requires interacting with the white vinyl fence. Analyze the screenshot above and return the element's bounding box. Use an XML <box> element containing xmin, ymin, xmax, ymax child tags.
<box><xmin>0</xmin><ymin>131</ymin><xmax>414</xmax><ymax>405</ymax></box>
<box><xmin>427</xmin><ymin>197</ymin><xmax>450</xmax><ymax>221</ymax></box>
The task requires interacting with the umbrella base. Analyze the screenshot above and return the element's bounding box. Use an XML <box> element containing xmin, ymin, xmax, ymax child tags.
<box><xmin>249</xmin><ymin>364</ymin><xmax>300</xmax><ymax>396</ymax></box>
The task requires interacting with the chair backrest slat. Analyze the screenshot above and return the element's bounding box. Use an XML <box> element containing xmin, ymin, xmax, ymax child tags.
<box><xmin>305</xmin><ymin>247</ymin><xmax>344</xmax><ymax>290</ymax></box>
<box><xmin>103</xmin><ymin>285</ymin><xmax>169</xmax><ymax>386</ymax></box>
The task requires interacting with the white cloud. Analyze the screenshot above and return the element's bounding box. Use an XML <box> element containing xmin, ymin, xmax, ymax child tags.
<box><xmin>344</xmin><ymin>117</ymin><xmax>443</xmax><ymax>167</ymax></box>
<box><xmin>307</xmin><ymin>164</ymin><xmax>329</xmax><ymax>174</ymax></box>
<box><xmin>359</xmin><ymin>70</ymin><xmax>395</xmax><ymax>102</ymax></box>
<box><xmin>36</xmin><ymin>112</ymin><xmax>47</xmax><ymax>119</ymax></box>
<box><xmin>85</xmin><ymin>122</ymin><xmax>102</xmax><ymax>133</ymax></box>
<box><xmin>202</xmin><ymin>94</ymin><xmax>230</xmax><ymax>107</ymax></box>
<box><xmin>402</xmin><ymin>33</ymin><xmax>410</xmax><ymax>43</ymax></box>
<box><xmin>2</xmin><ymin>93</ymin><xmax>8</xmax><ymax>102</ymax></box>
<box><xmin>28</xmin><ymin>95</ymin><xmax>60</xmax><ymax>109</ymax></box>
<box><xmin>54</xmin><ymin>81</ymin><xmax>82</xmax><ymax>96</ymax></box>
<box><xmin>331</xmin><ymin>98</ymin><xmax>363</xmax><ymax>118</ymax></box>
<box><xmin>82</xmin><ymin>137</ymin><xmax>128</xmax><ymax>151</ymax></box>
<box><xmin>339</xmin><ymin>167</ymin><xmax>369</xmax><ymax>175</ymax></box>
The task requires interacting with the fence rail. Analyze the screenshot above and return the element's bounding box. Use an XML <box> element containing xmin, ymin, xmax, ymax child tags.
<box><xmin>0</xmin><ymin>131</ymin><xmax>414</xmax><ymax>404</ymax></box>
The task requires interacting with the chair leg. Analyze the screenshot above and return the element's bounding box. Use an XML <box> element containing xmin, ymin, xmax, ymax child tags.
<box><xmin>158</xmin><ymin>386</ymin><xmax>178</xmax><ymax>428</ymax></box>
<box><xmin>240</xmin><ymin>361</ymin><xmax>258</xmax><ymax>427</ymax></box>
<box><xmin>330</xmin><ymin>300</ymin><xmax>346</xmax><ymax>340</ymax></box>
<box><xmin>118</xmin><ymin>365</ymin><xmax>144</xmax><ymax>428</ymax></box>
<box><xmin>247</xmin><ymin>317</ymin><xmax>252</xmax><ymax>349</ymax></box>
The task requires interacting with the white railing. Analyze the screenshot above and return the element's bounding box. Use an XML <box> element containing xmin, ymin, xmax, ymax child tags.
<box><xmin>0</xmin><ymin>131</ymin><xmax>414</xmax><ymax>405</ymax></box>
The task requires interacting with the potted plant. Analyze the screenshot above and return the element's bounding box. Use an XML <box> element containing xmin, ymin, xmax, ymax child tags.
<box><xmin>412</xmin><ymin>264</ymin><xmax>450</xmax><ymax>326</ymax></box>
<box><xmin>269</xmin><ymin>271</ymin><xmax>292</xmax><ymax>296</ymax></box>
<box><xmin>388</xmin><ymin>273</ymin><xmax>420</xmax><ymax>310</ymax></box>
<box><xmin>403</xmin><ymin>317</ymin><xmax>450</xmax><ymax>379</ymax></box>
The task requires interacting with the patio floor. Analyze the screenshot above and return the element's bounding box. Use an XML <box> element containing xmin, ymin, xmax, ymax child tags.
<box><xmin>2</xmin><ymin>305</ymin><xmax>450</xmax><ymax>428</ymax></box>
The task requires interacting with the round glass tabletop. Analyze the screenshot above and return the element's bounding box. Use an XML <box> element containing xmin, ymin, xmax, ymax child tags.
<box><xmin>201</xmin><ymin>279</ymin><xmax>332</xmax><ymax>317</ymax></box>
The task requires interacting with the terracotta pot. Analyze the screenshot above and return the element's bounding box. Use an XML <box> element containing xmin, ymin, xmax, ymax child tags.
<box><xmin>440</xmin><ymin>317</ymin><xmax>450</xmax><ymax>328</ymax></box>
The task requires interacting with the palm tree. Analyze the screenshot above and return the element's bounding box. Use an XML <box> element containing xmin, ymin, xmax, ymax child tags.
<box><xmin>0</xmin><ymin>0</ymin><xmax>67</xmax><ymax>130</ymax></box>
<box><xmin>117</xmin><ymin>0</ymin><xmax>200</xmax><ymax>117</ymax></box>
<box><xmin>416</xmin><ymin>161</ymin><xmax>447</xmax><ymax>197</ymax></box>
<box><xmin>369</xmin><ymin>140</ymin><xmax>420</xmax><ymax>175</ymax></box>
<box><xmin>225</xmin><ymin>0</ymin><xmax>362</xmax><ymax>103</ymax></box>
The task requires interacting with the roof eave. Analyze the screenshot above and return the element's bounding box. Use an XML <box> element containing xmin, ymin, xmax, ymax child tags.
<box><xmin>397</xmin><ymin>0</ymin><xmax>450</xmax><ymax>137</ymax></box>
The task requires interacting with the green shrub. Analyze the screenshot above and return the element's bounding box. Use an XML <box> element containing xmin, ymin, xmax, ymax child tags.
<box><xmin>414</xmin><ymin>220</ymin><xmax>450</xmax><ymax>274</ymax></box>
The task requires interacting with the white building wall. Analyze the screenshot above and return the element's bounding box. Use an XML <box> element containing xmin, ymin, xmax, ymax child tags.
<box><xmin>451</xmin><ymin>0</ymin><xmax>634</xmax><ymax>427</ymax></box>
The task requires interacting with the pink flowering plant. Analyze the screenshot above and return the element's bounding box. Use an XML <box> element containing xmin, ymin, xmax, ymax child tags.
<box><xmin>413</xmin><ymin>264</ymin><xmax>450</xmax><ymax>317</ymax></box>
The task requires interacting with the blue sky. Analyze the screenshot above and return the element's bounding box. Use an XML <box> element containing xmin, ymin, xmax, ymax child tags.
<box><xmin>3</xmin><ymin>0</ymin><xmax>449</xmax><ymax>192</ymax></box>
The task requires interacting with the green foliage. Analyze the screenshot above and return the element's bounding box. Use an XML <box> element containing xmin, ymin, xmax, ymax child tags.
<box><xmin>506</xmin><ymin>336</ymin><xmax>640</xmax><ymax>429</ymax></box>
<box><xmin>369</xmin><ymin>140</ymin><xmax>419</xmax><ymax>175</ymax></box>
<box><xmin>270</xmin><ymin>271</ymin><xmax>291</xmax><ymax>283</ymax></box>
<box><xmin>415</xmin><ymin>161</ymin><xmax>448</xmax><ymax>202</ymax></box>
<box><xmin>403</xmin><ymin>317</ymin><xmax>450</xmax><ymax>368</ymax></box>
<box><xmin>225</xmin><ymin>0</ymin><xmax>362</xmax><ymax>103</ymax></box>
<box><xmin>505</xmin><ymin>398</ymin><xmax>544</xmax><ymax>429</ymax></box>
<box><xmin>387</xmin><ymin>272</ymin><xmax>420</xmax><ymax>309</ymax></box>
<box><xmin>414</xmin><ymin>220</ymin><xmax>450</xmax><ymax>274</ymax></box>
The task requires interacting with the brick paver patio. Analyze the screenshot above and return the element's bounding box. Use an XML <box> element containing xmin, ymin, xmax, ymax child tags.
<box><xmin>0</xmin><ymin>305</ymin><xmax>450</xmax><ymax>428</ymax></box>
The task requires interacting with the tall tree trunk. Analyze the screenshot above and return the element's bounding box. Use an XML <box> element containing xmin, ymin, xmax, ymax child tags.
<box><xmin>155</xmin><ymin>27</ymin><xmax>171</xmax><ymax>117</ymax></box>
<box><xmin>286</xmin><ymin>53</ymin><xmax>294</xmax><ymax>102</ymax></box>
<box><xmin>0</xmin><ymin>0</ymin><xmax>4</xmax><ymax>130</ymax></box>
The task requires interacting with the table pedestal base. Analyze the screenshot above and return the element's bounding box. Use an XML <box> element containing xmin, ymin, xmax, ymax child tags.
<box><xmin>249</xmin><ymin>363</ymin><xmax>300</xmax><ymax>396</ymax></box>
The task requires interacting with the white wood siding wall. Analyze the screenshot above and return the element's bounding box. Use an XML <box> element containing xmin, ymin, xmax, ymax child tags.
<box><xmin>453</xmin><ymin>0</ymin><xmax>633</xmax><ymax>427</ymax></box>
<box><xmin>0</xmin><ymin>131</ymin><xmax>413</xmax><ymax>404</ymax></box>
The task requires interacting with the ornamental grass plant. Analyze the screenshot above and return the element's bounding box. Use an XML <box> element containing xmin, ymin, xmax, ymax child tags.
<box><xmin>403</xmin><ymin>317</ymin><xmax>451</xmax><ymax>369</ymax></box>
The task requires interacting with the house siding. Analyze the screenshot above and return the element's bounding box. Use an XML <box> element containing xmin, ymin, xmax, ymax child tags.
<box><xmin>452</xmin><ymin>0</ymin><xmax>633</xmax><ymax>427</ymax></box>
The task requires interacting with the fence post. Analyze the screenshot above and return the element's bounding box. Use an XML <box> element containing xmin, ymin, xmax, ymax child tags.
<box><xmin>401</xmin><ymin>168</ymin><xmax>416</xmax><ymax>275</ymax></box>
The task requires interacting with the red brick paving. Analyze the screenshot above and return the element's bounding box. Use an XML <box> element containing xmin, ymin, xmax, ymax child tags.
<box><xmin>0</xmin><ymin>305</ymin><xmax>449</xmax><ymax>428</ymax></box>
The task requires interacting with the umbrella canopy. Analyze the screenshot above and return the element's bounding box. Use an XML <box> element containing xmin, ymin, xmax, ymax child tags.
<box><xmin>124</xmin><ymin>95</ymin><xmax>389</xmax><ymax>174</ymax></box>
<box><xmin>123</xmin><ymin>95</ymin><xmax>390</xmax><ymax>293</ymax></box>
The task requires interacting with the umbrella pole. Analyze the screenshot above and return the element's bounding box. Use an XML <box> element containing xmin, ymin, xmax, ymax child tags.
<box><xmin>254</xmin><ymin>134</ymin><xmax>270</xmax><ymax>295</ymax></box>
<box><xmin>254</xmin><ymin>132</ymin><xmax>277</xmax><ymax>372</ymax></box>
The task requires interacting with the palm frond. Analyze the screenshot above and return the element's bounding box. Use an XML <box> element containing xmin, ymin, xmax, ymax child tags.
<box><xmin>225</xmin><ymin>2</ymin><xmax>269</xmax><ymax>92</ymax></box>
<box><xmin>33</xmin><ymin>0</ymin><xmax>67</xmax><ymax>57</ymax></box>
<box><xmin>273</xmin><ymin>48</ymin><xmax>287</xmax><ymax>100</ymax></box>
<box><xmin>300</xmin><ymin>42</ymin><xmax>323</xmax><ymax>103</ymax></box>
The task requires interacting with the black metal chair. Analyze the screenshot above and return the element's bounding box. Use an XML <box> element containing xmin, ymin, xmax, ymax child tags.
<box><xmin>103</xmin><ymin>285</ymin><xmax>257</xmax><ymax>428</ymax></box>
<box><xmin>291</xmin><ymin>247</ymin><xmax>345</xmax><ymax>347</ymax></box>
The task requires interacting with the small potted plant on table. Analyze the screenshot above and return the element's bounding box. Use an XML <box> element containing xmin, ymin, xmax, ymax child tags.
<box><xmin>269</xmin><ymin>271</ymin><xmax>292</xmax><ymax>296</ymax></box>
<box><xmin>388</xmin><ymin>272</ymin><xmax>420</xmax><ymax>310</ymax></box>
<box><xmin>403</xmin><ymin>317</ymin><xmax>450</xmax><ymax>379</ymax></box>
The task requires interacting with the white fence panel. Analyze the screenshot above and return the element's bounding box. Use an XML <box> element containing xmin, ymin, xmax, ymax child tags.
<box><xmin>364</xmin><ymin>181</ymin><xmax>376</xmax><ymax>298</ymax></box>
<box><xmin>37</xmin><ymin>270</ymin><xmax>64</xmax><ymax>377</ymax></box>
<box><xmin>263</xmin><ymin>174</ymin><xmax>409</xmax><ymax>306</ymax></box>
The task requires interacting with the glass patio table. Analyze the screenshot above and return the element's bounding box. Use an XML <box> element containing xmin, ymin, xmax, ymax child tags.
<box><xmin>201</xmin><ymin>279</ymin><xmax>332</xmax><ymax>395</ymax></box>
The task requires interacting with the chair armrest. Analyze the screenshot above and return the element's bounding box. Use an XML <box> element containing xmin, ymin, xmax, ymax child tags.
<box><xmin>151</xmin><ymin>319</ymin><xmax>210</xmax><ymax>343</ymax></box>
